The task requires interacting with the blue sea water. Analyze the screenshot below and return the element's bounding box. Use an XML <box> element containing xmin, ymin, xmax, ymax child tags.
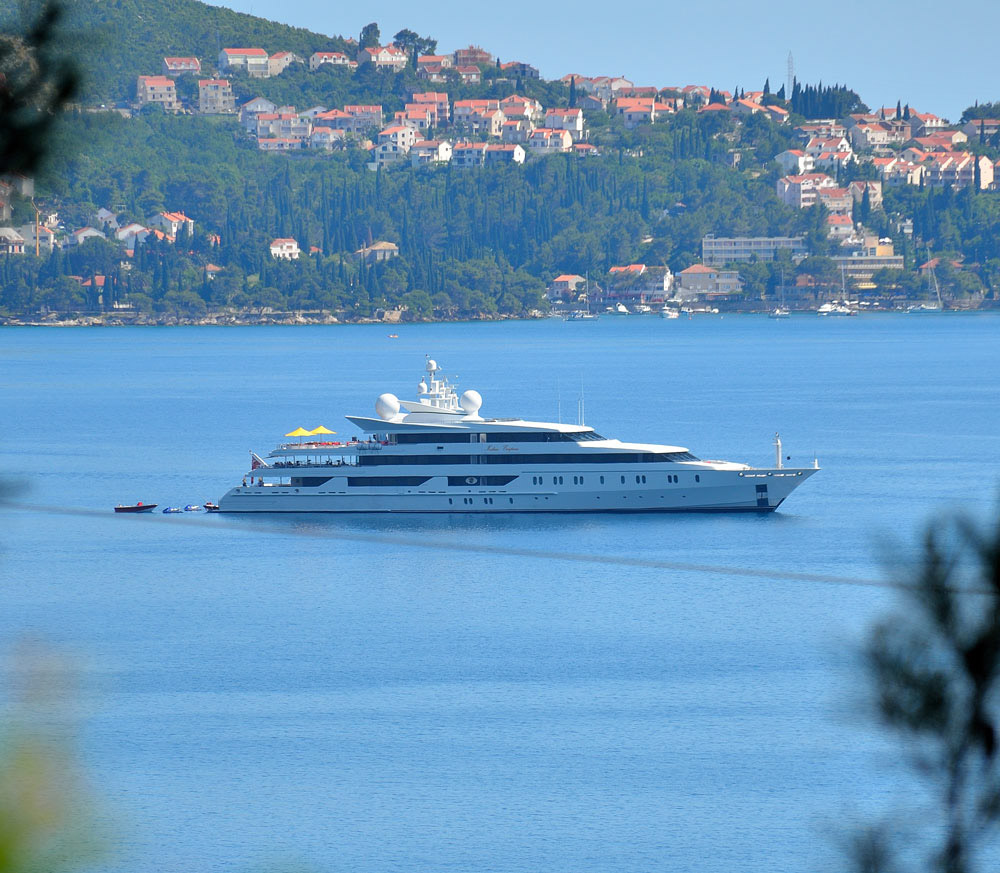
<box><xmin>1</xmin><ymin>314</ymin><xmax>999</xmax><ymax>872</ymax></box>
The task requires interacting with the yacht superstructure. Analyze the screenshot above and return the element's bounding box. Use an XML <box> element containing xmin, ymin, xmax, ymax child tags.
<box><xmin>217</xmin><ymin>358</ymin><xmax>818</xmax><ymax>513</ymax></box>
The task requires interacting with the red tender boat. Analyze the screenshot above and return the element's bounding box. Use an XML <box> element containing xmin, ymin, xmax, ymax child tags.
<box><xmin>114</xmin><ymin>502</ymin><xmax>157</xmax><ymax>513</ymax></box>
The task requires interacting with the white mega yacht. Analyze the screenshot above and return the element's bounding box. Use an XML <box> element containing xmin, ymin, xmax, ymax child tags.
<box><xmin>217</xmin><ymin>358</ymin><xmax>818</xmax><ymax>513</ymax></box>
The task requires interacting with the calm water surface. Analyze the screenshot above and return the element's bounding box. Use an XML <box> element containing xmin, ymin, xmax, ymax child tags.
<box><xmin>2</xmin><ymin>315</ymin><xmax>999</xmax><ymax>872</ymax></box>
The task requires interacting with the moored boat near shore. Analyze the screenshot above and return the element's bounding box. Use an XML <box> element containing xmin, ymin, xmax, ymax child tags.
<box><xmin>217</xmin><ymin>358</ymin><xmax>818</xmax><ymax>514</ymax></box>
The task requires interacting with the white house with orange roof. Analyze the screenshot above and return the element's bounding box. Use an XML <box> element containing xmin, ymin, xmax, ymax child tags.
<box><xmin>614</xmin><ymin>97</ymin><xmax>659</xmax><ymax>128</ymax></box>
<box><xmin>815</xmin><ymin>187</ymin><xmax>853</xmax><ymax>215</ymax></box>
<box><xmin>375</xmin><ymin>125</ymin><xmax>418</xmax><ymax>165</ymax></box>
<box><xmin>148</xmin><ymin>211</ymin><xmax>194</xmax><ymax>238</ymax></box>
<box><xmin>545</xmin><ymin>107</ymin><xmax>584</xmax><ymax>141</ymax></box>
<box><xmin>268</xmin><ymin>51</ymin><xmax>303</xmax><ymax>76</ymax></box>
<box><xmin>499</xmin><ymin>61</ymin><xmax>539</xmax><ymax>80</ymax></box>
<box><xmin>162</xmin><ymin>57</ymin><xmax>201</xmax><ymax>76</ymax></box>
<box><xmin>547</xmin><ymin>274</ymin><xmax>586</xmax><ymax>300</ymax></box>
<box><xmin>17</xmin><ymin>222</ymin><xmax>55</xmax><ymax>253</ymax></box>
<box><xmin>410</xmin><ymin>140</ymin><xmax>453</xmax><ymax>166</ymax></box>
<box><xmin>453</xmin><ymin>99</ymin><xmax>500</xmax><ymax>126</ymax></box>
<box><xmin>358</xmin><ymin>45</ymin><xmax>408</xmax><ymax>72</ymax></box>
<box><xmin>501</xmin><ymin>119</ymin><xmax>534</xmax><ymax>144</ymax></box>
<box><xmin>732</xmin><ymin>98</ymin><xmax>764</xmax><ymax>116</ymax></box>
<box><xmin>411</xmin><ymin>92</ymin><xmax>450</xmax><ymax>123</ymax></box>
<box><xmin>591</xmin><ymin>76</ymin><xmax>633</xmax><ymax>99</ymax></box>
<box><xmin>114</xmin><ymin>223</ymin><xmax>151</xmax><ymax>248</ymax></box>
<box><xmin>500</xmin><ymin>95</ymin><xmax>543</xmax><ymax>122</ymax></box>
<box><xmin>805</xmin><ymin>136</ymin><xmax>852</xmax><ymax>157</ymax></box>
<box><xmin>67</xmin><ymin>227</ymin><xmax>106</xmax><ymax>247</ymax></box>
<box><xmin>136</xmin><ymin>76</ymin><xmax>179</xmax><ymax>111</ymax></box>
<box><xmin>399</xmin><ymin>105</ymin><xmax>436</xmax><ymax>131</ymax></box>
<box><xmin>467</xmin><ymin>108</ymin><xmax>505</xmax><ymax>138</ymax></box>
<box><xmin>198</xmin><ymin>79</ymin><xmax>235</xmax><ymax>114</ymax></box>
<box><xmin>775</xmin><ymin>149</ymin><xmax>815</xmax><ymax>175</ymax></box>
<box><xmin>219</xmin><ymin>48</ymin><xmax>270</xmax><ymax>77</ymax></box>
<box><xmin>814</xmin><ymin>151</ymin><xmax>854</xmax><ymax>172</ymax></box>
<box><xmin>270</xmin><ymin>238</ymin><xmax>300</xmax><ymax>259</ymax></box>
<box><xmin>485</xmin><ymin>143</ymin><xmax>526</xmax><ymax>165</ymax></box>
<box><xmin>527</xmin><ymin>128</ymin><xmax>573</xmax><ymax>155</ymax></box>
<box><xmin>776</xmin><ymin>173</ymin><xmax>836</xmax><ymax>208</ymax></box>
<box><xmin>455</xmin><ymin>66</ymin><xmax>482</xmax><ymax>84</ymax></box>
<box><xmin>309</xmin><ymin>51</ymin><xmax>353</xmax><ymax>71</ymax></box>
<box><xmin>417</xmin><ymin>55</ymin><xmax>453</xmax><ymax>71</ymax></box>
<box><xmin>452</xmin><ymin>142</ymin><xmax>489</xmax><ymax>167</ymax></box>
<box><xmin>310</xmin><ymin>127</ymin><xmax>346</xmax><ymax>150</ymax></box>
<box><xmin>256</xmin><ymin>113</ymin><xmax>311</xmax><ymax>140</ymax></box>
<box><xmin>826</xmin><ymin>214</ymin><xmax>854</xmax><ymax>241</ymax></box>
<box><xmin>240</xmin><ymin>97</ymin><xmax>277</xmax><ymax>130</ymax></box>
<box><xmin>344</xmin><ymin>104</ymin><xmax>385</xmax><ymax>129</ymax></box>
<box><xmin>908</xmin><ymin>112</ymin><xmax>947</xmax><ymax>137</ymax></box>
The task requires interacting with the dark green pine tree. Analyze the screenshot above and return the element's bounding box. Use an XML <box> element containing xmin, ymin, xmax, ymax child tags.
<box><xmin>896</xmin><ymin>99</ymin><xmax>902</xmax><ymax>118</ymax></box>
<box><xmin>974</xmin><ymin>155</ymin><xmax>982</xmax><ymax>190</ymax></box>
<box><xmin>763</xmin><ymin>78</ymin><xmax>770</xmax><ymax>95</ymax></box>
<box><xmin>776</xmin><ymin>83</ymin><xmax>785</xmax><ymax>100</ymax></box>
<box><xmin>569</xmin><ymin>76</ymin><xmax>577</xmax><ymax>108</ymax></box>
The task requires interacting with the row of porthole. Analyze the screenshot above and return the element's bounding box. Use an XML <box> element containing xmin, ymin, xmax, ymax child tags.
<box><xmin>449</xmin><ymin>497</ymin><xmax>514</xmax><ymax>505</ymax></box>
<box><xmin>529</xmin><ymin>474</ymin><xmax>701</xmax><ymax>486</ymax></box>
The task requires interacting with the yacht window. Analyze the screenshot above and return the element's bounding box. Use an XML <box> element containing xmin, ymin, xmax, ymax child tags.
<box><xmin>479</xmin><ymin>434</ymin><xmax>487</xmax><ymax>443</ymax></box>
<box><xmin>600</xmin><ymin>476</ymin><xmax>604</xmax><ymax>484</ymax></box>
<box><xmin>695</xmin><ymin>475</ymin><xmax>701</xmax><ymax>483</ymax></box>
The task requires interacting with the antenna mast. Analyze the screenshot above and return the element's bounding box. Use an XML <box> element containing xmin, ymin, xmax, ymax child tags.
<box><xmin>786</xmin><ymin>52</ymin><xmax>794</xmax><ymax>97</ymax></box>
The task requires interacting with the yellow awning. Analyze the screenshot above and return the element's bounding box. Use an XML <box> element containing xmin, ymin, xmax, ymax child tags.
<box><xmin>309</xmin><ymin>425</ymin><xmax>337</xmax><ymax>435</ymax></box>
<box><xmin>285</xmin><ymin>427</ymin><xmax>312</xmax><ymax>437</ymax></box>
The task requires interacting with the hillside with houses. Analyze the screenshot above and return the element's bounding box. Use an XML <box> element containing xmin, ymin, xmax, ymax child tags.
<box><xmin>1</xmin><ymin>1</ymin><xmax>999</xmax><ymax>322</ymax></box>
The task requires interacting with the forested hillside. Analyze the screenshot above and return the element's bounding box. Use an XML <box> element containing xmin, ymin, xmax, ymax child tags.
<box><xmin>0</xmin><ymin>0</ymin><xmax>998</xmax><ymax>321</ymax></box>
<box><xmin>1</xmin><ymin>108</ymin><xmax>820</xmax><ymax>318</ymax></box>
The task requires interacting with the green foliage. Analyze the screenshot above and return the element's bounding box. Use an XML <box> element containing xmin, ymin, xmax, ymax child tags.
<box><xmin>0</xmin><ymin>2</ymin><xmax>78</xmax><ymax>175</ymax></box>
<box><xmin>789</xmin><ymin>80</ymin><xmax>867</xmax><ymax>119</ymax></box>
<box><xmin>961</xmin><ymin>101</ymin><xmax>1000</xmax><ymax>123</ymax></box>
<box><xmin>865</xmin><ymin>512</ymin><xmax>1000</xmax><ymax>873</ymax></box>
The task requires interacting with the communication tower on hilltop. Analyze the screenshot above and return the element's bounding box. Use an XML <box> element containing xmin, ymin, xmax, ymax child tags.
<box><xmin>787</xmin><ymin>52</ymin><xmax>794</xmax><ymax>97</ymax></box>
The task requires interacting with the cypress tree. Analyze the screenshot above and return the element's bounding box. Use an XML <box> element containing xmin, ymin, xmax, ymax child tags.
<box><xmin>763</xmin><ymin>78</ymin><xmax>770</xmax><ymax>95</ymax></box>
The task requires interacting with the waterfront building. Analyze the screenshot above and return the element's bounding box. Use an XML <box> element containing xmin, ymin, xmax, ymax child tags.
<box><xmin>701</xmin><ymin>235</ymin><xmax>807</xmax><ymax>266</ymax></box>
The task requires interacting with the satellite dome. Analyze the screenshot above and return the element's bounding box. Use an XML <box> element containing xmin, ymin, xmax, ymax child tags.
<box><xmin>426</xmin><ymin>359</ymin><xmax>437</xmax><ymax>371</ymax></box>
<box><xmin>375</xmin><ymin>393</ymin><xmax>400</xmax><ymax>421</ymax></box>
<box><xmin>417</xmin><ymin>379</ymin><xmax>428</xmax><ymax>394</ymax></box>
<box><xmin>459</xmin><ymin>389</ymin><xmax>483</xmax><ymax>415</ymax></box>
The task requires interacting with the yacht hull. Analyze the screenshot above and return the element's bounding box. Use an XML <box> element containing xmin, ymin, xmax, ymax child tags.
<box><xmin>218</xmin><ymin>468</ymin><xmax>816</xmax><ymax>513</ymax></box>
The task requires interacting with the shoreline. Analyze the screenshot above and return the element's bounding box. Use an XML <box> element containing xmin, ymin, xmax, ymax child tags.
<box><xmin>1</xmin><ymin>308</ymin><xmax>995</xmax><ymax>327</ymax></box>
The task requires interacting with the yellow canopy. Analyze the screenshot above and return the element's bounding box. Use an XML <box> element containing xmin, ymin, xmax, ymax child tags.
<box><xmin>309</xmin><ymin>425</ymin><xmax>337</xmax><ymax>435</ymax></box>
<box><xmin>285</xmin><ymin>427</ymin><xmax>312</xmax><ymax>437</ymax></box>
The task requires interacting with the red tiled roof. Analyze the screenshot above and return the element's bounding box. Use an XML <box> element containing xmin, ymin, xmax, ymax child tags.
<box><xmin>679</xmin><ymin>264</ymin><xmax>716</xmax><ymax>274</ymax></box>
<box><xmin>222</xmin><ymin>48</ymin><xmax>267</xmax><ymax>56</ymax></box>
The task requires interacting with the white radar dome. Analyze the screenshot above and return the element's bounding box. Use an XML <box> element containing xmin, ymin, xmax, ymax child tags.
<box><xmin>426</xmin><ymin>359</ymin><xmax>437</xmax><ymax>371</ymax></box>
<box><xmin>417</xmin><ymin>379</ymin><xmax>428</xmax><ymax>394</ymax></box>
<box><xmin>375</xmin><ymin>393</ymin><xmax>400</xmax><ymax>421</ymax></box>
<box><xmin>459</xmin><ymin>389</ymin><xmax>483</xmax><ymax>415</ymax></box>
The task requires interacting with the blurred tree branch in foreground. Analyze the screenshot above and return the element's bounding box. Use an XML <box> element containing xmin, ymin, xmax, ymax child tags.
<box><xmin>0</xmin><ymin>644</ymin><xmax>102</xmax><ymax>873</ymax></box>
<box><xmin>866</xmin><ymin>512</ymin><xmax>1000</xmax><ymax>873</ymax></box>
<box><xmin>0</xmin><ymin>1</ymin><xmax>76</xmax><ymax>176</ymax></box>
